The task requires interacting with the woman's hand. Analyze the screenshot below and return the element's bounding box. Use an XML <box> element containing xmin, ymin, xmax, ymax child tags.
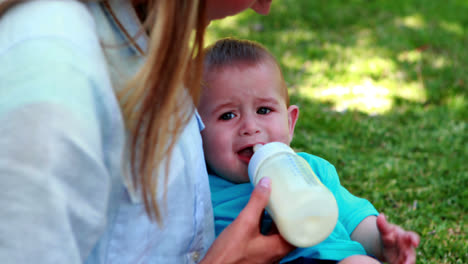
<box><xmin>201</xmin><ymin>177</ymin><xmax>295</xmax><ymax>264</ymax></box>
<box><xmin>377</xmin><ymin>214</ymin><xmax>420</xmax><ymax>264</ymax></box>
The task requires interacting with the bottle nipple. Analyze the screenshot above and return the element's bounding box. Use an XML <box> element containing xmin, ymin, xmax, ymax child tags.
<box><xmin>253</xmin><ymin>144</ymin><xmax>264</xmax><ymax>153</ymax></box>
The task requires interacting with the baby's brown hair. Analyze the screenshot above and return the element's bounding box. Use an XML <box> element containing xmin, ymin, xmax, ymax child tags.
<box><xmin>202</xmin><ymin>38</ymin><xmax>290</xmax><ymax>106</ymax></box>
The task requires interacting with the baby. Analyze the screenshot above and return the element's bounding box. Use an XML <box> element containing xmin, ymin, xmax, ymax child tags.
<box><xmin>198</xmin><ymin>38</ymin><xmax>419</xmax><ymax>264</ymax></box>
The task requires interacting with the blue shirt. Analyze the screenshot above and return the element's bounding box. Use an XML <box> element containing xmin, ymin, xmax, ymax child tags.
<box><xmin>209</xmin><ymin>152</ymin><xmax>378</xmax><ymax>262</ymax></box>
<box><xmin>0</xmin><ymin>1</ymin><xmax>214</xmax><ymax>263</ymax></box>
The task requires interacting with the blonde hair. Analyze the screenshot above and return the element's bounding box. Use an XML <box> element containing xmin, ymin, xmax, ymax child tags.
<box><xmin>120</xmin><ymin>0</ymin><xmax>207</xmax><ymax>223</ymax></box>
<box><xmin>0</xmin><ymin>0</ymin><xmax>207</xmax><ymax>223</ymax></box>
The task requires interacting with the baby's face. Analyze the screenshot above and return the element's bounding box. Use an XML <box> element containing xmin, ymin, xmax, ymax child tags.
<box><xmin>199</xmin><ymin>62</ymin><xmax>298</xmax><ymax>183</ymax></box>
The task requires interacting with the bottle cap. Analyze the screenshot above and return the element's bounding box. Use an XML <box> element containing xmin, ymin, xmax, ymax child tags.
<box><xmin>248</xmin><ymin>142</ymin><xmax>295</xmax><ymax>184</ymax></box>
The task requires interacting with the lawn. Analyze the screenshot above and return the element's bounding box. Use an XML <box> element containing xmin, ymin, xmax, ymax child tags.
<box><xmin>206</xmin><ymin>0</ymin><xmax>467</xmax><ymax>263</ymax></box>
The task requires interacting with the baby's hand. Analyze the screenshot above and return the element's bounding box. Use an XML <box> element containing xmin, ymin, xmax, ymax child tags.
<box><xmin>376</xmin><ymin>214</ymin><xmax>420</xmax><ymax>264</ymax></box>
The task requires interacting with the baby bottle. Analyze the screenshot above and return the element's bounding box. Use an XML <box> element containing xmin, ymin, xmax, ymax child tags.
<box><xmin>248</xmin><ymin>142</ymin><xmax>338</xmax><ymax>247</ymax></box>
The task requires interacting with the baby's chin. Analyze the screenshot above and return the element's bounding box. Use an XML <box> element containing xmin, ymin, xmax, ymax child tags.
<box><xmin>217</xmin><ymin>169</ymin><xmax>250</xmax><ymax>184</ymax></box>
<box><xmin>207</xmin><ymin>163</ymin><xmax>249</xmax><ymax>183</ymax></box>
<box><xmin>237</xmin><ymin>169</ymin><xmax>251</xmax><ymax>183</ymax></box>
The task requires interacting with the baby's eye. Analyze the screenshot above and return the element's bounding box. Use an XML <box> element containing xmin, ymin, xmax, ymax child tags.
<box><xmin>257</xmin><ymin>107</ymin><xmax>271</xmax><ymax>115</ymax></box>
<box><xmin>219</xmin><ymin>112</ymin><xmax>236</xmax><ymax>120</ymax></box>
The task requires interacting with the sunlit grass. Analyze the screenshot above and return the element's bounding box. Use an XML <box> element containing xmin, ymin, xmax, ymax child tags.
<box><xmin>278</xmin><ymin>39</ymin><xmax>426</xmax><ymax>114</ymax></box>
<box><xmin>206</xmin><ymin>11</ymin><xmax>430</xmax><ymax>115</ymax></box>
<box><xmin>205</xmin><ymin>15</ymin><xmax>247</xmax><ymax>44</ymax></box>
<box><xmin>440</xmin><ymin>20</ymin><xmax>465</xmax><ymax>36</ymax></box>
<box><xmin>396</xmin><ymin>14</ymin><xmax>426</xmax><ymax>29</ymax></box>
<box><xmin>299</xmin><ymin>80</ymin><xmax>393</xmax><ymax>114</ymax></box>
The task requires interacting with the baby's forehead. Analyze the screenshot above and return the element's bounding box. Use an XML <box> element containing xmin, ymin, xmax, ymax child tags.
<box><xmin>202</xmin><ymin>62</ymin><xmax>289</xmax><ymax>105</ymax></box>
<box><xmin>205</xmin><ymin>59</ymin><xmax>280</xmax><ymax>82</ymax></box>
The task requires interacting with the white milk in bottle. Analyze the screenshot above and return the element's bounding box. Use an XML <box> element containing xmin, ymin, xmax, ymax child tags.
<box><xmin>248</xmin><ymin>142</ymin><xmax>338</xmax><ymax>247</ymax></box>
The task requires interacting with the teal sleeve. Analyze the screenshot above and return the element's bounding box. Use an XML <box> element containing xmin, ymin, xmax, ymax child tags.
<box><xmin>209</xmin><ymin>174</ymin><xmax>253</xmax><ymax>236</ymax></box>
<box><xmin>298</xmin><ymin>153</ymin><xmax>379</xmax><ymax>235</ymax></box>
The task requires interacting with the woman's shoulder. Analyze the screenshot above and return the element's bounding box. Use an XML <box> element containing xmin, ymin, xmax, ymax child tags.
<box><xmin>0</xmin><ymin>0</ymin><xmax>98</xmax><ymax>53</ymax></box>
<box><xmin>0</xmin><ymin>2</ymin><xmax>118</xmax><ymax>136</ymax></box>
<box><xmin>297</xmin><ymin>151</ymin><xmax>339</xmax><ymax>182</ymax></box>
<box><xmin>297</xmin><ymin>152</ymin><xmax>334</xmax><ymax>168</ymax></box>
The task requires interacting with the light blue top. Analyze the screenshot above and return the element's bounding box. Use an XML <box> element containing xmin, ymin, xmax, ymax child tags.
<box><xmin>209</xmin><ymin>152</ymin><xmax>378</xmax><ymax>262</ymax></box>
<box><xmin>0</xmin><ymin>1</ymin><xmax>214</xmax><ymax>263</ymax></box>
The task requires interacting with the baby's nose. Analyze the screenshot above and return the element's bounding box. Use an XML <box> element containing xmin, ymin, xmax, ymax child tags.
<box><xmin>239</xmin><ymin>117</ymin><xmax>260</xmax><ymax>136</ymax></box>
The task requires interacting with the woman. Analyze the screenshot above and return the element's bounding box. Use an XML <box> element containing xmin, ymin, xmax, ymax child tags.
<box><xmin>0</xmin><ymin>0</ymin><xmax>293</xmax><ymax>263</ymax></box>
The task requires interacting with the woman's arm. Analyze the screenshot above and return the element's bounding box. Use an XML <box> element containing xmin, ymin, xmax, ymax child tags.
<box><xmin>0</xmin><ymin>103</ymin><xmax>111</xmax><ymax>263</ymax></box>
<box><xmin>0</xmin><ymin>2</ymin><xmax>119</xmax><ymax>262</ymax></box>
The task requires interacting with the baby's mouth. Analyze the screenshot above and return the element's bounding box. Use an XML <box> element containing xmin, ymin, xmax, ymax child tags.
<box><xmin>237</xmin><ymin>146</ymin><xmax>254</xmax><ymax>164</ymax></box>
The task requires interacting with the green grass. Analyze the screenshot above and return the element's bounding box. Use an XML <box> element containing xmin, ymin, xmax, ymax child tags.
<box><xmin>206</xmin><ymin>0</ymin><xmax>467</xmax><ymax>263</ymax></box>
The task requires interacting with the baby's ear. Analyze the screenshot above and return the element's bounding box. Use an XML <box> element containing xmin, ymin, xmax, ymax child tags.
<box><xmin>287</xmin><ymin>105</ymin><xmax>299</xmax><ymax>140</ymax></box>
